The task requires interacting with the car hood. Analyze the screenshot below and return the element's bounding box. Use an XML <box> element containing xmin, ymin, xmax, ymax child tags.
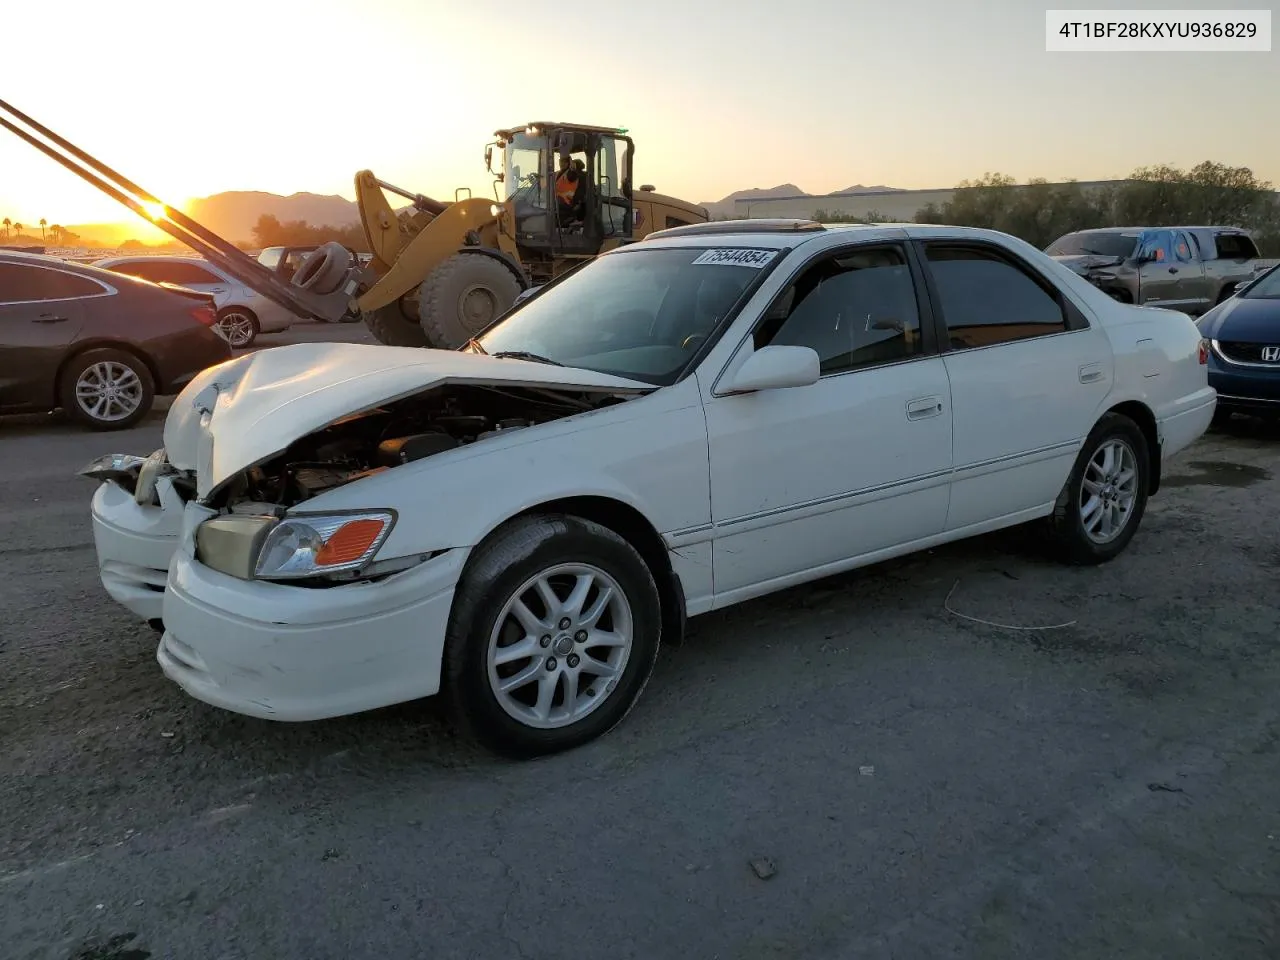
<box><xmin>1050</xmin><ymin>254</ymin><xmax>1124</xmax><ymax>274</ymax></box>
<box><xmin>163</xmin><ymin>342</ymin><xmax>653</xmax><ymax>500</ymax></box>
<box><xmin>1196</xmin><ymin>294</ymin><xmax>1280</xmax><ymax>342</ymax></box>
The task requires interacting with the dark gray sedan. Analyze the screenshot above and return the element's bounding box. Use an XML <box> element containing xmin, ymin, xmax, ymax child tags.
<box><xmin>0</xmin><ymin>251</ymin><xmax>232</xmax><ymax>430</ymax></box>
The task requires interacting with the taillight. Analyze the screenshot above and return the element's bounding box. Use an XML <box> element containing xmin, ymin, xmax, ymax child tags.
<box><xmin>1198</xmin><ymin>338</ymin><xmax>1209</xmax><ymax>364</ymax></box>
<box><xmin>190</xmin><ymin>304</ymin><xmax>217</xmax><ymax>327</ymax></box>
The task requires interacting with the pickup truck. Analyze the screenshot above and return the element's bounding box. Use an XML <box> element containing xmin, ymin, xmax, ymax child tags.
<box><xmin>1045</xmin><ymin>225</ymin><xmax>1278</xmax><ymax>316</ymax></box>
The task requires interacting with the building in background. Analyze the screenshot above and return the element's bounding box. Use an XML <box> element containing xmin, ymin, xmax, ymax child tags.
<box><xmin>734</xmin><ymin>180</ymin><xmax>1130</xmax><ymax>221</ymax></box>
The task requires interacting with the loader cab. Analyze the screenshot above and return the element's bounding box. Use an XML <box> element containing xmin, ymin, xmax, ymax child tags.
<box><xmin>490</xmin><ymin>122</ymin><xmax>635</xmax><ymax>260</ymax></box>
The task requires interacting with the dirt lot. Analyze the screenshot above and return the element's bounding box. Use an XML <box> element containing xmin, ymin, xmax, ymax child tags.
<box><xmin>2</xmin><ymin>344</ymin><xmax>1278</xmax><ymax>959</ymax></box>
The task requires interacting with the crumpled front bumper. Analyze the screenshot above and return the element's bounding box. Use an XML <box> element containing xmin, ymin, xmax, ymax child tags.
<box><xmin>89</xmin><ymin>477</ymin><xmax>185</xmax><ymax>622</ymax></box>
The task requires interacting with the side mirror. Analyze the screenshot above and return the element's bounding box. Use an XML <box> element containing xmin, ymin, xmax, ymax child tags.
<box><xmin>723</xmin><ymin>345</ymin><xmax>820</xmax><ymax>394</ymax></box>
<box><xmin>1234</xmin><ymin>279</ymin><xmax>1252</xmax><ymax>295</ymax></box>
<box><xmin>484</xmin><ymin>145</ymin><xmax>494</xmax><ymax>172</ymax></box>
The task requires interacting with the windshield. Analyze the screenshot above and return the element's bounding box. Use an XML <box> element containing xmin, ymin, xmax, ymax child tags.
<box><xmin>1046</xmin><ymin>231</ymin><xmax>1139</xmax><ymax>259</ymax></box>
<box><xmin>1242</xmin><ymin>264</ymin><xmax>1280</xmax><ymax>299</ymax></box>
<box><xmin>502</xmin><ymin>132</ymin><xmax>548</xmax><ymax>205</ymax></box>
<box><xmin>475</xmin><ymin>246</ymin><xmax>776</xmax><ymax>385</ymax></box>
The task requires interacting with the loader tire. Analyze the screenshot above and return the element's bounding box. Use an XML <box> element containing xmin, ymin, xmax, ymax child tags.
<box><xmin>419</xmin><ymin>253</ymin><xmax>523</xmax><ymax>349</ymax></box>
<box><xmin>363</xmin><ymin>297</ymin><xmax>429</xmax><ymax>348</ymax></box>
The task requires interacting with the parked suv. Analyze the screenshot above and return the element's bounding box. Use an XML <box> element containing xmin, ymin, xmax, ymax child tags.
<box><xmin>95</xmin><ymin>255</ymin><xmax>297</xmax><ymax>348</ymax></box>
<box><xmin>1046</xmin><ymin>226</ymin><xmax>1277</xmax><ymax>316</ymax></box>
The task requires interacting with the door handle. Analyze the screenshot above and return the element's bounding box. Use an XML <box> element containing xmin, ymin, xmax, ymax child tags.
<box><xmin>1168</xmin><ymin>267</ymin><xmax>1178</xmax><ymax>274</ymax></box>
<box><xmin>210</xmin><ymin>287</ymin><xmax>227</xmax><ymax>293</ymax></box>
<box><xmin>1079</xmin><ymin>362</ymin><xmax>1104</xmax><ymax>383</ymax></box>
<box><xmin>906</xmin><ymin>396</ymin><xmax>944</xmax><ymax>420</ymax></box>
<box><xmin>31</xmin><ymin>314</ymin><xmax>69</xmax><ymax>323</ymax></box>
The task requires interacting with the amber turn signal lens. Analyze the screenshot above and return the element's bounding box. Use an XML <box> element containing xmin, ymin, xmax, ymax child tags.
<box><xmin>315</xmin><ymin>518</ymin><xmax>387</xmax><ymax>567</ymax></box>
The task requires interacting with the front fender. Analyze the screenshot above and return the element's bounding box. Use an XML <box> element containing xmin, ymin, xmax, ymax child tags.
<box><xmin>296</xmin><ymin>379</ymin><xmax>711</xmax><ymax>562</ymax></box>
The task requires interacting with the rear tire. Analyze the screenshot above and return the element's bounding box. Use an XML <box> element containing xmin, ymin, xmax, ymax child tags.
<box><xmin>442</xmin><ymin>514</ymin><xmax>662</xmax><ymax>759</ymax></box>
<box><xmin>1046</xmin><ymin>413</ymin><xmax>1150</xmax><ymax>565</ymax></box>
<box><xmin>419</xmin><ymin>253</ymin><xmax>523</xmax><ymax>349</ymax></box>
<box><xmin>363</xmin><ymin>297</ymin><xmax>428</xmax><ymax>347</ymax></box>
<box><xmin>216</xmin><ymin>307</ymin><xmax>259</xmax><ymax>348</ymax></box>
<box><xmin>58</xmin><ymin>347</ymin><xmax>155</xmax><ymax>431</ymax></box>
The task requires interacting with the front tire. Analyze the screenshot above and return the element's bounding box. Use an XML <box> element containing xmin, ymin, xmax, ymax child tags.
<box><xmin>418</xmin><ymin>252</ymin><xmax>523</xmax><ymax>349</ymax></box>
<box><xmin>58</xmin><ymin>347</ymin><xmax>155</xmax><ymax>431</ymax></box>
<box><xmin>443</xmin><ymin>514</ymin><xmax>662</xmax><ymax>758</ymax></box>
<box><xmin>1046</xmin><ymin>413</ymin><xmax>1150</xmax><ymax>565</ymax></box>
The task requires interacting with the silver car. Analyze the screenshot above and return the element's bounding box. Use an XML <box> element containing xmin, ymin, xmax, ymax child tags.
<box><xmin>93</xmin><ymin>255</ymin><xmax>296</xmax><ymax>348</ymax></box>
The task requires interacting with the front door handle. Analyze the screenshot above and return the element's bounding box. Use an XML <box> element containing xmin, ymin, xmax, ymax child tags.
<box><xmin>31</xmin><ymin>314</ymin><xmax>68</xmax><ymax>323</ymax></box>
<box><xmin>906</xmin><ymin>396</ymin><xmax>944</xmax><ymax>420</ymax></box>
<box><xmin>1168</xmin><ymin>267</ymin><xmax>1179</xmax><ymax>274</ymax></box>
<box><xmin>1079</xmin><ymin>362</ymin><xmax>1104</xmax><ymax>383</ymax></box>
<box><xmin>210</xmin><ymin>287</ymin><xmax>227</xmax><ymax>293</ymax></box>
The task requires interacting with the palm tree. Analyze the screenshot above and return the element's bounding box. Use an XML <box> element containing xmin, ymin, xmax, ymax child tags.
<box><xmin>50</xmin><ymin>224</ymin><xmax>62</xmax><ymax>244</ymax></box>
<box><xmin>39</xmin><ymin>218</ymin><xmax>47</xmax><ymax>240</ymax></box>
<box><xmin>2</xmin><ymin>217</ymin><xmax>9</xmax><ymax>239</ymax></box>
<box><xmin>13</xmin><ymin>222</ymin><xmax>23</xmax><ymax>239</ymax></box>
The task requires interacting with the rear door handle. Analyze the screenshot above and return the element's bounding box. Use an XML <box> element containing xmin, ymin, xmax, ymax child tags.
<box><xmin>1079</xmin><ymin>362</ymin><xmax>1104</xmax><ymax>383</ymax></box>
<box><xmin>31</xmin><ymin>314</ymin><xmax>69</xmax><ymax>323</ymax></box>
<box><xmin>906</xmin><ymin>396</ymin><xmax>944</xmax><ymax>420</ymax></box>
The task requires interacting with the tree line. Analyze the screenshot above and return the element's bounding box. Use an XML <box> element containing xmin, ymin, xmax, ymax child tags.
<box><xmin>811</xmin><ymin>161</ymin><xmax>1280</xmax><ymax>255</ymax></box>
<box><xmin>251</xmin><ymin>214</ymin><xmax>369</xmax><ymax>252</ymax></box>
<box><xmin>0</xmin><ymin>216</ymin><xmax>80</xmax><ymax>246</ymax></box>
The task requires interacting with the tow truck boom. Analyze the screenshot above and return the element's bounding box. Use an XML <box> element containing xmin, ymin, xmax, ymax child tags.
<box><xmin>0</xmin><ymin>99</ymin><xmax>368</xmax><ymax>323</ymax></box>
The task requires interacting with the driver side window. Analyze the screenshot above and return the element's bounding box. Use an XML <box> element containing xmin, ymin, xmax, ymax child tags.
<box><xmin>754</xmin><ymin>244</ymin><xmax>924</xmax><ymax>375</ymax></box>
<box><xmin>1137</xmin><ymin>230</ymin><xmax>1173</xmax><ymax>263</ymax></box>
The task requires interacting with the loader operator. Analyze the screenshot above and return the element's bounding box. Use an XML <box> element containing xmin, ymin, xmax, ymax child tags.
<box><xmin>555</xmin><ymin>156</ymin><xmax>587</xmax><ymax>226</ymax></box>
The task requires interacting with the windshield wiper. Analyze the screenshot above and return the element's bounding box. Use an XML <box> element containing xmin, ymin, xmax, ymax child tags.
<box><xmin>491</xmin><ymin>350</ymin><xmax>564</xmax><ymax>367</ymax></box>
<box><xmin>464</xmin><ymin>337</ymin><xmax>488</xmax><ymax>355</ymax></box>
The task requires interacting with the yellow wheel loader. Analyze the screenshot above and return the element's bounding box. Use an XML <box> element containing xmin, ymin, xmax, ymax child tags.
<box><xmin>1</xmin><ymin>105</ymin><xmax>707</xmax><ymax>351</ymax></box>
<box><xmin>354</xmin><ymin>122</ymin><xmax>709</xmax><ymax>348</ymax></box>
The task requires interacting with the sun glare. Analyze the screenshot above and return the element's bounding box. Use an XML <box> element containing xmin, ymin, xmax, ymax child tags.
<box><xmin>142</xmin><ymin>201</ymin><xmax>166</xmax><ymax>220</ymax></box>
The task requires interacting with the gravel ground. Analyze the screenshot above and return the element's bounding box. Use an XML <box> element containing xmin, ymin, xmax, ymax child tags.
<box><xmin>2</xmin><ymin>328</ymin><xmax>1278</xmax><ymax>959</ymax></box>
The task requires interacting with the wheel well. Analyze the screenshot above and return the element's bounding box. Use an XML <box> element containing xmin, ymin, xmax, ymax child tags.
<box><xmin>52</xmin><ymin>341</ymin><xmax>159</xmax><ymax>408</ymax></box>
<box><xmin>1215</xmin><ymin>284</ymin><xmax>1236</xmax><ymax>304</ymax></box>
<box><xmin>1106</xmin><ymin>400</ymin><xmax>1161</xmax><ymax>495</ymax></box>
<box><xmin>509</xmin><ymin>496</ymin><xmax>688</xmax><ymax>645</ymax></box>
<box><xmin>218</xmin><ymin>304</ymin><xmax>258</xmax><ymax>321</ymax></box>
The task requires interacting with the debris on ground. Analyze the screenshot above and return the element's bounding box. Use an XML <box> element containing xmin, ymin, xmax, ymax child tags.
<box><xmin>749</xmin><ymin>857</ymin><xmax>777</xmax><ymax>880</ymax></box>
<box><xmin>943</xmin><ymin>577</ymin><xmax>1078</xmax><ymax>631</ymax></box>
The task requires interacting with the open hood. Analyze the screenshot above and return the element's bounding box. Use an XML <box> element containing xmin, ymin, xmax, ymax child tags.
<box><xmin>164</xmin><ymin>342</ymin><xmax>652</xmax><ymax>500</ymax></box>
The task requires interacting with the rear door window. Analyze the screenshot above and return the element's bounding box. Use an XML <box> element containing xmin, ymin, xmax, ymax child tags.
<box><xmin>0</xmin><ymin>263</ymin><xmax>106</xmax><ymax>302</ymax></box>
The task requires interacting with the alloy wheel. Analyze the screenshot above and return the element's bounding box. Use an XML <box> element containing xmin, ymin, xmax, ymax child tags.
<box><xmin>1080</xmin><ymin>438</ymin><xmax>1139</xmax><ymax>544</ymax></box>
<box><xmin>486</xmin><ymin>562</ymin><xmax>634</xmax><ymax>730</ymax></box>
<box><xmin>75</xmin><ymin>361</ymin><xmax>144</xmax><ymax>423</ymax></box>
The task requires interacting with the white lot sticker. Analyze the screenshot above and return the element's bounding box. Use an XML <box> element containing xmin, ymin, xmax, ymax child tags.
<box><xmin>691</xmin><ymin>248</ymin><xmax>778</xmax><ymax>268</ymax></box>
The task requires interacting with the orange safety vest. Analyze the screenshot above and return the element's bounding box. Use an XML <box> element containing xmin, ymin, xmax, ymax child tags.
<box><xmin>556</xmin><ymin>172</ymin><xmax>577</xmax><ymax>205</ymax></box>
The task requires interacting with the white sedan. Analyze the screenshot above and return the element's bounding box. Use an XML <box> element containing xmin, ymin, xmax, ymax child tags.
<box><xmin>84</xmin><ymin>221</ymin><xmax>1216</xmax><ymax>757</ymax></box>
<box><xmin>94</xmin><ymin>255</ymin><xmax>296</xmax><ymax>348</ymax></box>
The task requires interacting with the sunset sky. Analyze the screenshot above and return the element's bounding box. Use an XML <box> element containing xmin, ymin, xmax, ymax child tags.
<box><xmin>2</xmin><ymin>0</ymin><xmax>1276</xmax><ymax>233</ymax></box>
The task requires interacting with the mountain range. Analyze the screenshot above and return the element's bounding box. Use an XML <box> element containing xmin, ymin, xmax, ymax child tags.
<box><xmin>59</xmin><ymin>182</ymin><xmax>906</xmax><ymax>246</ymax></box>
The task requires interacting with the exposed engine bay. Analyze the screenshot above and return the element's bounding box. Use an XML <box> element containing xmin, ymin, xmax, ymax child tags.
<box><xmin>212</xmin><ymin>383</ymin><xmax>635</xmax><ymax>510</ymax></box>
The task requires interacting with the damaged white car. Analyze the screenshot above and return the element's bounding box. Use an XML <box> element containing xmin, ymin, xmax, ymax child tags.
<box><xmin>85</xmin><ymin>221</ymin><xmax>1216</xmax><ymax>757</ymax></box>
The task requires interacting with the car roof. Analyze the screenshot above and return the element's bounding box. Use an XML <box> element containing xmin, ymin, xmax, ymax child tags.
<box><xmin>632</xmin><ymin>220</ymin><xmax>1030</xmax><ymax>254</ymax></box>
